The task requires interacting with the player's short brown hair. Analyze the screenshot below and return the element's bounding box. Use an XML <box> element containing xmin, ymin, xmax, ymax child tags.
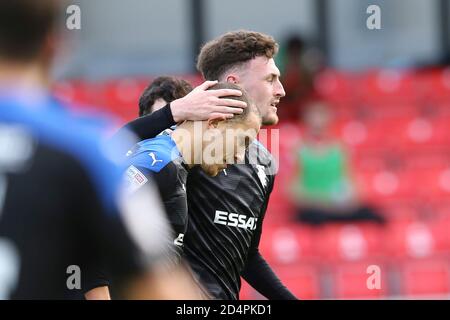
<box><xmin>207</xmin><ymin>82</ymin><xmax>260</xmax><ymax>125</ymax></box>
<box><xmin>197</xmin><ymin>30</ymin><xmax>278</xmax><ymax>81</ymax></box>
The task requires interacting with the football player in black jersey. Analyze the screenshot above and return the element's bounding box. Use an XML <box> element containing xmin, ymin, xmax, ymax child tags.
<box><xmin>186</xmin><ymin>31</ymin><xmax>295</xmax><ymax>299</ymax></box>
<box><xmin>119</xmin><ymin>31</ymin><xmax>297</xmax><ymax>300</ymax></box>
<box><xmin>123</xmin><ymin>82</ymin><xmax>261</xmax><ymax>297</ymax></box>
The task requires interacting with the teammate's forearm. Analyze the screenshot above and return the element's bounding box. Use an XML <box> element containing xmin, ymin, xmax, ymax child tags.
<box><xmin>118</xmin><ymin>103</ymin><xmax>175</xmax><ymax>142</ymax></box>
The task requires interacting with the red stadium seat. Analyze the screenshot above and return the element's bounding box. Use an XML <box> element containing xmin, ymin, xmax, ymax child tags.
<box><xmin>332</xmin><ymin>262</ymin><xmax>388</xmax><ymax>299</ymax></box>
<box><xmin>404</xmin><ymin>150</ymin><xmax>450</xmax><ymax>172</ymax></box>
<box><xmin>179</xmin><ymin>73</ymin><xmax>204</xmax><ymax>87</ymax></box>
<box><xmin>413</xmin><ymin>167</ymin><xmax>450</xmax><ymax>200</ymax></box>
<box><xmin>314</xmin><ymin>70</ymin><xmax>356</xmax><ymax>103</ymax></box>
<box><xmin>264</xmin><ymin>181</ymin><xmax>296</xmax><ymax>226</ymax></box>
<box><xmin>315</xmin><ymin>224</ymin><xmax>385</xmax><ymax>262</ymax></box>
<box><xmin>417</xmin><ymin>68</ymin><xmax>450</xmax><ymax>101</ymax></box>
<box><xmin>100</xmin><ymin>78</ymin><xmax>151</xmax><ymax>121</ymax></box>
<box><xmin>272</xmin><ymin>265</ymin><xmax>321</xmax><ymax>300</ymax></box>
<box><xmin>259</xmin><ymin>225</ymin><xmax>316</xmax><ymax>264</ymax></box>
<box><xmin>378</xmin><ymin>202</ymin><xmax>422</xmax><ymax>222</ymax></box>
<box><xmin>392</xmin><ymin>117</ymin><xmax>449</xmax><ymax>149</ymax></box>
<box><xmin>385</xmin><ymin>220</ymin><xmax>450</xmax><ymax>259</ymax></box>
<box><xmin>52</xmin><ymin>80</ymin><xmax>99</xmax><ymax>107</ymax></box>
<box><xmin>239</xmin><ymin>280</ymin><xmax>256</xmax><ymax>300</ymax></box>
<box><xmin>357</xmin><ymin>69</ymin><xmax>418</xmax><ymax>104</ymax></box>
<box><xmin>357</xmin><ymin>169</ymin><xmax>415</xmax><ymax>204</ymax></box>
<box><xmin>400</xmin><ymin>259</ymin><xmax>450</xmax><ymax>297</ymax></box>
<box><xmin>240</xmin><ymin>265</ymin><xmax>321</xmax><ymax>300</ymax></box>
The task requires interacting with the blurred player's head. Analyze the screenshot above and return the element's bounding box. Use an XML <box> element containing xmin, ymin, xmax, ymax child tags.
<box><xmin>138</xmin><ymin>77</ymin><xmax>193</xmax><ymax>116</ymax></box>
<box><xmin>173</xmin><ymin>83</ymin><xmax>261</xmax><ymax>177</ymax></box>
<box><xmin>0</xmin><ymin>0</ymin><xmax>61</xmax><ymax>86</ymax></box>
<box><xmin>197</xmin><ymin>30</ymin><xmax>285</xmax><ymax>126</ymax></box>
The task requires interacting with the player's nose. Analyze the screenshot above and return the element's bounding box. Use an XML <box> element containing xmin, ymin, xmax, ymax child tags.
<box><xmin>275</xmin><ymin>79</ymin><xmax>286</xmax><ymax>98</ymax></box>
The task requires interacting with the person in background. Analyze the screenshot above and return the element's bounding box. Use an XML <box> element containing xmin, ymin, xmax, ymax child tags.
<box><xmin>290</xmin><ymin>102</ymin><xmax>385</xmax><ymax>226</ymax></box>
<box><xmin>276</xmin><ymin>34</ymin><xmax>324</xmax><ymax>122</ymax></box>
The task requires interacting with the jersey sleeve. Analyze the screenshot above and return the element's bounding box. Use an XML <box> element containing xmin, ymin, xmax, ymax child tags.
<box><xmin>115</xmin><ymin>104</ymin><xmax>175</xmax><ymax>145</ymax></box>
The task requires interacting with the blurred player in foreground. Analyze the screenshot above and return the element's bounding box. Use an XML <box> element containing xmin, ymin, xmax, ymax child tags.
<box><xmin>0</xmin><ymin>0</ymin><xmax>203</xmax><ymax>300</ymax></box>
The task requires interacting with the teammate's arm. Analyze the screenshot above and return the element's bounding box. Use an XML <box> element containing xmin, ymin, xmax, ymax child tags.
<box><xmin>115</xmin><ymin>81</ymin><xmax>247</xmax><ymax>143</ymax></box>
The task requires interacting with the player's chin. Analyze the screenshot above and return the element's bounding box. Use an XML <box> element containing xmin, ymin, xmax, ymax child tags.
<box><xmin>262</xmin><ymin>111</ymin><xmax>279</xmax><ymax>126</ymax></box>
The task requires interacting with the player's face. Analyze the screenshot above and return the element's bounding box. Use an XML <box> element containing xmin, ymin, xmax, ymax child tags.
<box><xmin>237</xmin><ymin>57</ymin><xmax>285</xmax><ymax>126</ymax></box>
<box><xmin>202</xmin><ymin>112</ymin><xmax>260</xmax><ymax>176</ymax></box>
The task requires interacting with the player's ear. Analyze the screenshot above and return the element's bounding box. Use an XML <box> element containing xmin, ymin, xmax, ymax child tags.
<box><xmin>225</xmin><ymin>74</ymin><xmax>239</xmax><ymax>84</ymax></box>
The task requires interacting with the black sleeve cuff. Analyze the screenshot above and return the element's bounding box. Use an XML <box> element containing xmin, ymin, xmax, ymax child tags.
<box><xmin>163</xmin><ymin>103</ymin><xmax>176</xmax><ymax>124</ymax></box>
<box><xmin>116</xmin><ymin>103</ymin><xmax>176</xmax><ymax>143</ymax></box>
<box><xmin>242</xmin><ymin>251</ymin><xmax>298</xmax><ymax>300</ymax></box>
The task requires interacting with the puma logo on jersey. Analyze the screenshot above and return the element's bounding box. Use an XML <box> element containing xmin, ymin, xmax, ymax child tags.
<box><xmin>174</xmin><ymin>233</ymin><xmax>184</xmax><ymax>247</ymax></box>
<box><xmin>149</xmin><ymin>152</ymin><xmax>163</xmax><ymax>166</ymax></box>
<box><xmin>213</xmin><ymin>210</ymin><xmax>258</xmax><ymax>230</ymax></box>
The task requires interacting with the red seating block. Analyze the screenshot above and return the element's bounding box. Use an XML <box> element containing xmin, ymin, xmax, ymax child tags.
<box><xmin>332</xmin><ymin>262</ymin><xmax>388</xmax><ymax>299</ymax></box>
<box><xmin>260</xmin><ymin>225</ymin><xmax>316</xmax><ymax>264</ymax></box>
<box><xmin>400</xmin><ymin>259</ymin><xmax>450</xmax><ymax>297</ymax></box>
<box><xmin>315</xmin><ymin>224</ymin><xmax>385</xmax><ymax>262</ymax></box>
<box><xmin>314</xmin><ymin>70</ymin><xmax>356</xmax><ymax>103</ymax></box>
<box><xmin>357</xmin><ymin>69</ymin><xmax>418</xmax><ymax>103</ymax></box>
<box><xmin>385</xmin><ymin>220</ymin><xmax>450</xmax><ymax>259</ymax></box>
<box><xmin>272</xmin><ymin>265</ymin><xmax>321</xmax><ymax>300</ymax></box>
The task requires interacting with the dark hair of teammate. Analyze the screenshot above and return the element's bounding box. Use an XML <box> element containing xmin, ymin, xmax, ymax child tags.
<box><xmin>138</xmin><ymin>77</ymin><xmax>193</xmax><ymax>117</ymax></box>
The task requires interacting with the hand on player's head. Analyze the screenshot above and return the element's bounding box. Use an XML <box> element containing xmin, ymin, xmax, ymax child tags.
<box><xmin>170</xmin><ymin>80</ymin><xmax>247</xmax><ymax>123</ymax></box>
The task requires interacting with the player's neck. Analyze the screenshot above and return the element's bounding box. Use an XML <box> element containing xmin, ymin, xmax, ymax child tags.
<box><xmin>0</xmin><ymin>60</ymin><xmax>50</xmax><ymax>91</ymax></box>
<box><xmin>172</xmin><ymin>121</ymin><xmax>204</xmax><ymax>168</ymax></box>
